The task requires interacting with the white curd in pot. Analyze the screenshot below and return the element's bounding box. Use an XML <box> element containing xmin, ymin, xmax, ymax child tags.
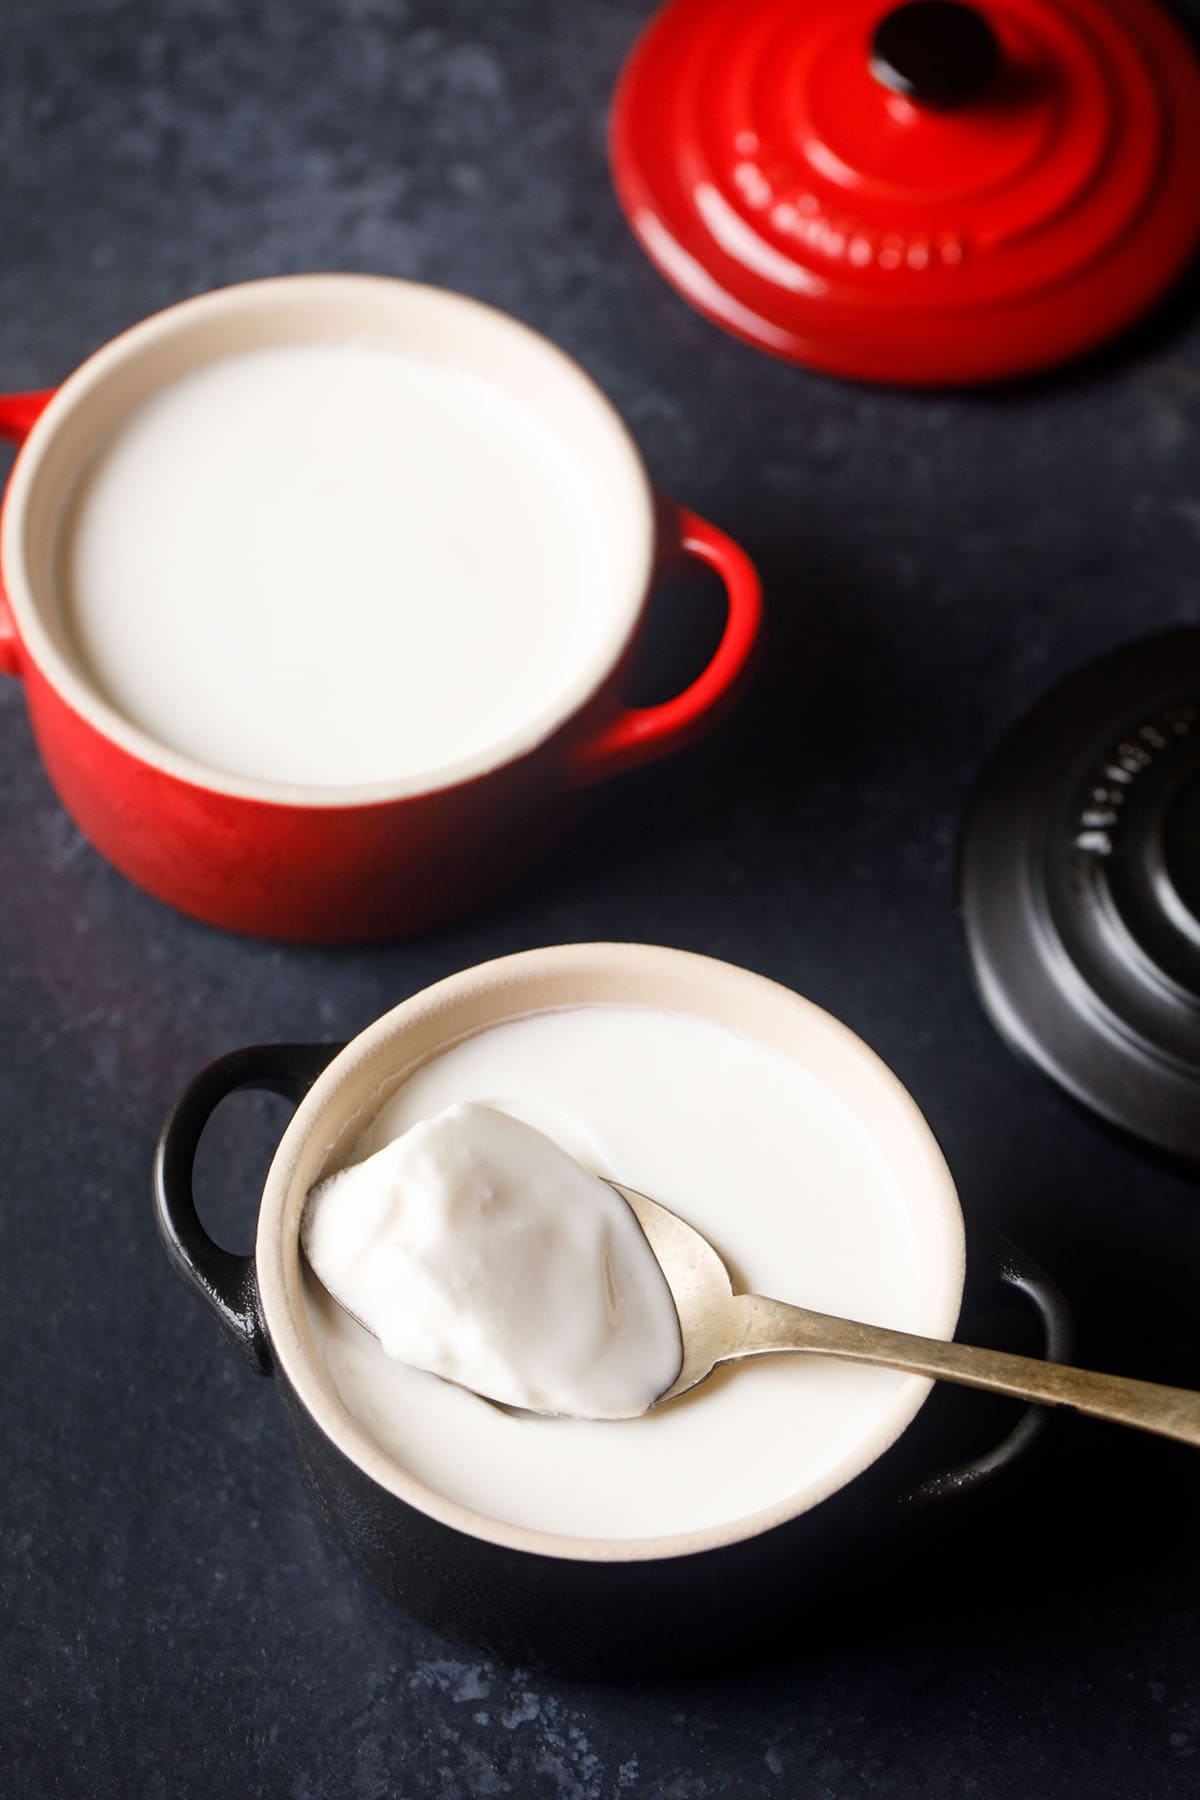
<box><xmin>57</xmin><ymin>341</ymin><xmax>618</xmax><ymax>788</ymax></box>
<box><xmin>301</xmin><ymin>1102</ymin><xmax>682</xmax><ymax>1420</ymax></box>
<box><xmin>302</xmin><ymin>1004</ymin><xmax>947</xmax><ymax>1543</ymax></box>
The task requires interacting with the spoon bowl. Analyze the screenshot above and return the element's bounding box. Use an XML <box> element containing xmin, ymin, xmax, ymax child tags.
<box><xmin>617</xmin><ymin>1184</ymin><xmax>1200</xmax><ymax>1445</ymax></box>
<box><xmin>616</xmin><ymin>1183</ymin><xmax>741</xmax><ymax>1404</ymax></box>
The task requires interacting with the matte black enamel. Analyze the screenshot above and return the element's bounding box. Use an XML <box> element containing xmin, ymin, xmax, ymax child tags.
<box><xmin>961</xmin><ymin>629</ymin><xmax>1200</xmax><ymax>1168</ymax></box>
<box><xmin>153</xmin><ymin>1042</ymin><xmax>338</xmax><ymax>1374</ymax></box>
<box><xmin>899</xmin><ymin>1235</ymin><xmax>1072</xmax><ymax>1507</ymax></box>
<box><xmin>155</xmin><ymin>1044</ymin><xmax>1073</xmax><ymax>1673</ymax></box>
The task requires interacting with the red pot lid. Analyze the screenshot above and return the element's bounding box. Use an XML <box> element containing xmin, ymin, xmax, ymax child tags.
<box><xmin>610</xmin><ymin>0</ymin><xmax>1200</xmax><ymax>384</ymax></box>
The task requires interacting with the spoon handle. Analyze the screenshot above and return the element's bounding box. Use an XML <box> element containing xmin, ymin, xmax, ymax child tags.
<box><xmin>730</xmin><ymin>1296</ymin><xmax>1200</xmax><ymax>1448</ymax></box>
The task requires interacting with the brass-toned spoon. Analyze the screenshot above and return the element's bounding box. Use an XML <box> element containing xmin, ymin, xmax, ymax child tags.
<box><xmin>619</xmin><ymin>1184</ymin><xmax>1200</xmax><ymax>1444</ymax></box>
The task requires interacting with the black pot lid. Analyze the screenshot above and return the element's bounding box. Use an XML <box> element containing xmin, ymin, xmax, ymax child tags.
<box><xmin>961</xmin><ymin>629</ymin><xmax>1200</xmax><ymax>1165</ymax></box>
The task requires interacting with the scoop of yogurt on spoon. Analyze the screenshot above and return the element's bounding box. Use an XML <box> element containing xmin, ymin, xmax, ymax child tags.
<box><xmin>301</xmin><ymin>1102</ymin><xmax>682</xmax><ymax>1420</ymax></box>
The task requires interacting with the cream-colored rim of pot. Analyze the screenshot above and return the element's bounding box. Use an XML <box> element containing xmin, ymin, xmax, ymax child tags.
<box><xmin>256</xmin><ymin>943</ymin><xmax>967</xmax><ymax>1566</ymax></box>
<box><xmin>1</xmin><ymin>274</ymin><xmax>655</xmax><ymax>807</ymax></box>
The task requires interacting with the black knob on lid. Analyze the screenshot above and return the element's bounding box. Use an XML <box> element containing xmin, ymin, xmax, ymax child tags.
<box><xmin>871</xmin><ymin>1</ymin><xmax>1001</xmax><ymax>108</ymax></box>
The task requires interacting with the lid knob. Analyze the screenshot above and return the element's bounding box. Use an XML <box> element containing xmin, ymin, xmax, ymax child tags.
<box><xmin>870</xmin><ymin>0</ymin><xmax>1001</xmax><ymax>108</ymax></box>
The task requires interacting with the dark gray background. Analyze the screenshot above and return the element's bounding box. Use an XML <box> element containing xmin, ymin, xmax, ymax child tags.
<box><xmin>3</xmin><ymin>2</ymin><xmax>1200</xmax><ymax>1794</ymax></box>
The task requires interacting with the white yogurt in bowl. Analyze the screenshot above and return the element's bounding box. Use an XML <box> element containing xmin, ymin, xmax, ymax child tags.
<box><xmin>280</xmin><ymin>965</ymin><xmax>965</xmax><ymax>1547</ymax></box>
<box><xmin>57</xmin><ymin>341</ymin><xmax>618</xmax><ymax>788</ymax></box>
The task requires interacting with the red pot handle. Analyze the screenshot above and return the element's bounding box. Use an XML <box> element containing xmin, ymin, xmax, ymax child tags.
<box><xmin>0</xmin><ymin>389</ymin><xmax>54</xmax><ymax>441</ymax></box>
<box><xmin>569</xmin><ymin>500</ymin><xmax>762</xmax><ymax>785</ymax></box>
<box><xmin>0</xmin><ymin>388</ymin><xmax>54</xmax><ymax>678</ymax></box>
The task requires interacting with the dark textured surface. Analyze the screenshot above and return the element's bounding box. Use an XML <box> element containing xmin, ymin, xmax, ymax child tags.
<box><xmin>4</xmin><ymin>1</ymin><xmax>1200</xmax><ymax>1794</ymax></box>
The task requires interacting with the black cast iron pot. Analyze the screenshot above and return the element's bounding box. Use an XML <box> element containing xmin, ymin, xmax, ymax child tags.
<box><xmin>153</xmin><ymin>945</ymin><xmax>1072</xmax><ymax>1676</ymax></box>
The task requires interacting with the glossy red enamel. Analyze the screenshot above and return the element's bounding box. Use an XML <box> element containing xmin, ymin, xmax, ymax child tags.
<box><xmin>610</xmin><ymin>0</ymin><xmax>1200</xmax><ymax>383</ymax></box>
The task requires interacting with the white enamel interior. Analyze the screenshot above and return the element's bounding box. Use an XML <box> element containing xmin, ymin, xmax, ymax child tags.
<box><xmin>255</xmin><ymin>944</ymin><xmax>966</xmax><ymax>1565</ymax></box>
<box><xmin>1</xmin><ymin>275</ymin><xmax>655</xmax><ymax>805</ymax></box>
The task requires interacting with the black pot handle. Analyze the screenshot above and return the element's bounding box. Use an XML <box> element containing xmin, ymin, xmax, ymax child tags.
<box><xmin>154</xmin><ymin>1043</ymin><xmax>341</xmax><ymax>1377</ymax></box>
<box><xmin>899</xmin><ymin>1228</ymin><xmax>1075</xmax><ymax>1507</ymax></box>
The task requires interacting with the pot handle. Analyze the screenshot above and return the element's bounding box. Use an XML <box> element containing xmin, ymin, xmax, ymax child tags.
<box><xmin>899</xmin><ymin>1230</ymin><xmax>1075</xmax><ymax>1508</ymax></box>
<box><xmin>154</xmin><ymin>1042</ymin><xmax>340</xmax><ymax>1377</ymax></box>
<box><xmin>0</xmin><ymin>388</ymin><xmax>55</xmax><ymax>441</ymax></box>
<box><xmin>0</xmin><ymin>387</ymin><xmax>55</xmax><ymax>677</ymax></box>
<box><xmin>568</xmin><ymin>497</ymin><xmax>762</xmax><ymax>785</ymax></box>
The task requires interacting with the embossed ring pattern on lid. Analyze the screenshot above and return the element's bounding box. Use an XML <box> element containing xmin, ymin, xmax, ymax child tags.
<box><xmin>610</xmin><ymin>0</ymin><xmax>1200</xmax><ymax>384</ymax></box>
<box><xmin>961</xmin><ymin>631</ymin><xmax>1200</xmax><ymax>1168</ymax></box>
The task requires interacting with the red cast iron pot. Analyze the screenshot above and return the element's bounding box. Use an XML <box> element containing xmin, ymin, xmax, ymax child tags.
<box><xmin>0</xmin><ymin>277</ymin><xmax>761</xmax><ymax>941</ymax></box>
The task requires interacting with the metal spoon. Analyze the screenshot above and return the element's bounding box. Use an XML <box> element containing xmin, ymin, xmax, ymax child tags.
<box><xmin>619</xmin><ymin>1184</ymin><xmax>1200</xmax><ymax>1444</ymax></box>
<box><xmin>305</xmin><ymin>1183</ymin><xmax>1200</xmax><ymax>1441</ymax></box>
